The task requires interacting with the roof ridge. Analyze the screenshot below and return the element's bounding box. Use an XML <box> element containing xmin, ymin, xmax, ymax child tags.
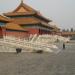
<box><xmin>12</xmin><ymin>1</ymin><xmax>37</xmax><ymax>13</ymax></box>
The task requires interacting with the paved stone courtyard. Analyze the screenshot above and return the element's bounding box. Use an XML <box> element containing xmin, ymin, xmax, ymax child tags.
<box><xmin>0</xmin><ymin>42</ymin><xmax>75</xmax><ymax>75</ymax></box>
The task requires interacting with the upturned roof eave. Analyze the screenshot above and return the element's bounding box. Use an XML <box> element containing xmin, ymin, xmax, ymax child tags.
<box><xmin>4</xmin><ymin>12</ymin><xmax>51</xmax><ymax>22</ymax></box>
<box><xmin>0</xmin><ymin>15</ymin><xmax>11</xmax><ymax>22</ymax></box>
<box><xmin>6</xmin><ymin>28</ymin><xmax>28</xmax><ymax>32</ymax></box>
<box><xmin>34</xmin><ymin>13</ymin><xmax>52</xmax><ymax>22</ymax></box>
<box><xmin>3</xmin><ymin>12</ymin><xmax>35</xmax><ymax>17</ymax></box>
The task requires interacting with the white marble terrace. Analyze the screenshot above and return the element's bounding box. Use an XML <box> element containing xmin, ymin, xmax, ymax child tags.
<box><xmin>0</xmin><ymin>34</ymin><xmax>70</xmax><ymax>53</ymax></box>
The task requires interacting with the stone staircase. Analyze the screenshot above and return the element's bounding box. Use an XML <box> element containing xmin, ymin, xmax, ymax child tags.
<box><xmin>0</xmin><ymin>35</ymin><xmax>60</xmax><ymax>53</ymax></box>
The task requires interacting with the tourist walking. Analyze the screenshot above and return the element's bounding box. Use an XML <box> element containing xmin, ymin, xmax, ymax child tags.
<box><xmin>16</xmin><ymin>48</ymin><xmax>22</xmax><ymax>54</ymax></box>
<box><xmin>63</xmin><ymin>43</ymin><xmax>65</xmax><ymax>49</ymax></box>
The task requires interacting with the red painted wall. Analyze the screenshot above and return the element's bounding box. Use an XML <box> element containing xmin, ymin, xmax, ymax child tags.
<box><xmin>26</xmin><ymin>28</ymin><xmax>39</xmax><ymax>35</ymax></box>
<box><xmin>1</xmin><ymin>27</ymin><xmax>53</xmax><ymax>39</ymax></box>
<box><xmin>5</xmin><ymin>31</ymin><xmax>29</xmax><ymax>39</ymax></box>
<box><xmin>25</xmin><ymin>28</ymin><xmax>51</xmax><ymax>35</ymax></box>
<box><xmin>39</xmin><ymin>29</ymin><xmax>50</xmax><ymax>35</ymax></box>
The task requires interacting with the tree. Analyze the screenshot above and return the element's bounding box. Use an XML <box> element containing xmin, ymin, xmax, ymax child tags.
<box><xmin>71</xmin><ymin>28</ymin><xmax>74</xmax><ymax>32</ymax></box>
<box><xmin>66</xmin><ymin>29</ymin><xmax>69</xmax><ymax>32</ymax></box>
<box><xmin>62</xmin><ymin>29</ymin><xmax>66</xmax><ymax>32</ymax></box>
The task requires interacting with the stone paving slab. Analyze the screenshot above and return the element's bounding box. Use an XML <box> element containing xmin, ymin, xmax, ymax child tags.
<box><xmin>0</xmin><ymin>43</ymin><xmax>75</xmax><ymax>75</ymax></box>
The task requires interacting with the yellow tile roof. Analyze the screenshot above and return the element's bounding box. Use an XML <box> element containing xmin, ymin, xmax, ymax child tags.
<box><xmin>62</xmin><ymin>32</ymin><xmax>75</xmax><ymax>35</ymax></box>
<box><xmin>4</xmin><ymin>2</ymin><xmax>51</xmax><ymax>22</ymax></box>
<box><xmin>11</xmin><ymin>17</ymin><xmax>53</xmax><ymax>28</ymax></box>
<box><xmin>5</xmin><ymin>23</ymin><xmax>27</xmax><ymax>31</ymax></box>
<box><xmin>0</xmin><ymin>15</ymin><xmax>10</xmax><ymax>22</ymax></box>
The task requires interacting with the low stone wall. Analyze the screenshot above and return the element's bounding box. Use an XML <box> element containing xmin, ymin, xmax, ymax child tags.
<box><xmin>0</xmin><ymin>43</ymin><xmax>16</xmax><ymax>52</ymax></box>
<box><xmin>0</xmin><ymin>42</ymin><xmax>34</xmax><ymax>52</ymax></box>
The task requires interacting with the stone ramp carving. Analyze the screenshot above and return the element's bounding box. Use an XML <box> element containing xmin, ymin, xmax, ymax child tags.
<box><xmin>0</xmin><ymin>34</ymin><xmax>67</xmax><ymax>53</ymax></box>
<box><xmin>0</xmin><ymin>39</ymin><xmax>60</xmax><ymax>53</ymax></box>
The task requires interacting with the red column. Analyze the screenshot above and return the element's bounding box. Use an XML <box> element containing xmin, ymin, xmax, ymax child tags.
<box><xmin>0</xmin><ymin>26</ymin><xmax>3</xmax><ymax>38</ymax></box>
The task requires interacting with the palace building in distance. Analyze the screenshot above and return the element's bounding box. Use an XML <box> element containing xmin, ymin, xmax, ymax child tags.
<box><xmin>0</xmin><ymin>0</ymin><xmax>60</xmax><ymax>39</ymax></box>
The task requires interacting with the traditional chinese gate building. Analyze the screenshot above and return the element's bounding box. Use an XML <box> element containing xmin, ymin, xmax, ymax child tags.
<box><xmin>0</xmin><ymin>0</ymin><xmax>59</xmax><ymax>39</ymax></box>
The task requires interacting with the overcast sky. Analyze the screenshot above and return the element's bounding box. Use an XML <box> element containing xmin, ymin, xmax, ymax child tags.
<box><xmin>0</xmin><ymin>0</ymin><xmax>75</xmax><ymax>29</ymax></box>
